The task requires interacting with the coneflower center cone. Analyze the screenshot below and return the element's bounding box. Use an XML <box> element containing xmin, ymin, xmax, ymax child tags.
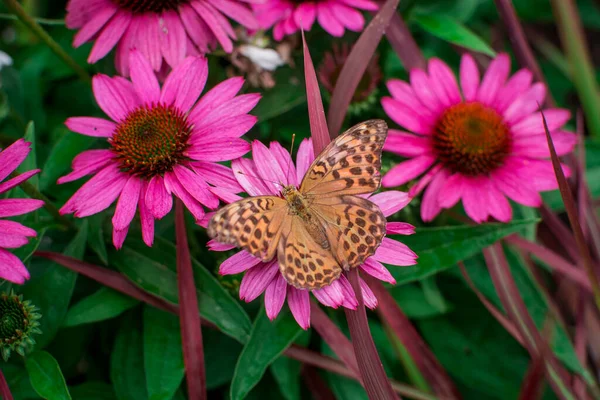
<box><xmin>432</xmin><ymin>102</ymin><xmax>511</xmax><ymax>176</ymax></box>
<box><xmin>0</xmin><ymin>295</ymin><xmax>28</xmax><ymax>345</ymax></box>
<box><xmin>110</xmin><ymin>104</ymin><xmax>191</xmax><ymax>178</ymax></box>
<box><xmin>112</xmin><ymin>0</ymin><xmax>189</xmax><ymax>13</ymax></box>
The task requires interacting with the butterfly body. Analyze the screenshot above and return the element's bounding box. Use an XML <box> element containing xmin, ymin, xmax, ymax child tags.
<box><xmin>209</xmin><ymin>119</ymin><xmax>388</xmax><ymax>290</ymax></box>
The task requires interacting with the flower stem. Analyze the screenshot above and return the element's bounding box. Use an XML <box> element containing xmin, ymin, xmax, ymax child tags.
<box><xmin>0</xmin><ymin>13</ymin><xmax>65</xmax><ymax>25</ymax></box>
<box><xmin>550</xmin><ymin>0</ymin><xmax>600</xmax><ymax>140</ymax></box>
<box><xmin>344</xmin><ymin>269</ymin><xmax>399</xmax><ymax>400</ymax></box>
<box><xmin>175</xmin><ymin>200</ymin><xmax>206</xmax><ymax>400</ymax></box>
<box><xmin>0</xmin><ymin>369</ymin><xmax>14</xmax><ymax>400</ymax></box>
<box><xmin>2</xmin><ymin>0</ymin><xmax>90</xmax><ymax>82</ymax></box>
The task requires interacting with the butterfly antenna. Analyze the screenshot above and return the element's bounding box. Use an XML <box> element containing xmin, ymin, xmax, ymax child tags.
<box><xmin>285</xmin><ymin>133</ymin><xmax>296</xmax><ymax>184</ymax></box>
<box><xmin>235</xmin><ymin>170</ymin><xmax>283</xmax><ymax>188</ymax></box>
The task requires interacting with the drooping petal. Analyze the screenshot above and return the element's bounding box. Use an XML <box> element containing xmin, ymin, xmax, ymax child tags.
<box><xmin>287</xmin><ymin>287</ymin><xmax>310</xmax><ymax>329</ymax></box>
<box><xmin>65</xmin><ymin>117</ymin><xmax>117</xmax><ymax>137</ymax></box>
<box><xmin>369</xmin><ymin>191</ymin><xmax>411</xmax><ymax>216</ymax></box>
<box><xmin>239</xmin><ymin>260</ymin><xmax>279</xmax><ymax>302</ymax></box>
<box><xmin>158</xmin><ymin>10</ymin><xmax>187</xmax><ymax>68</ymax></box>
<box><xmin>265</xmin><ymin>274</ymin><xmax>287</xmax><ymax>320</ymax></box>
<box><xmin>92</xmin><ymin>74</ymin><xmax>139</xmax><ymax>122</ymax></box>
<box><xmin>0</xmin><ymin>199</ymin><xmax>44</xmax><ymax>218</ymax></box>
<box><xmin>381</xmin><ymin>155</ymin><xmax>436</xmax><ymax>187</ymax></box>
<box><xmin>459</xmin><ymin>53</ymin><xmax>479</xmax><ymax>101</ymax></box>
<box><xmin>145</xmin><ymin>175</ymin><xmax>173</xmax><ymax>219</ymax></box>
<box><xmin>420</xmin><ymin>168</ymin><xmax>451</xmax><ymax>221</ymax></box>
<box><xmin>88</xmin><ymin>10</ymin><xmax>131</xmax><ymax>63</ymax></box>
<box><xmin>129</xmin><ymin>49</ymin><xmax>160</xmax><ymax>104</ymax></box>
<box><xmin>112</xmin><ymin>176</ymin><xmax>142</xmax><ymax>231</ymax></box>
<box><xmin>374</xmin><ymin>237</ymin><xmax>418</xmax><ymax>266</ymax></box>
<box><xmin>359</xmin><ymin>278</ymin><xmax>377</xmax><ymax>309</ymax></box>
<box><xmin>220</xmin><ymin>251</ymin><xmax>263</xmax><ymax>275</ymax></box>
<box><xmin>0</xmin><ymin>248</ymin><xmax>30</xmax><ymax>284</ymax></box>
<box><xmin>0</xmin><ymin>139</ymin><xmax>31</xmax><ymax>182</ymax></box>
<box><xmin>173</xmin><ymin>165</ymin><xmax>219</xmax><ymax>209</ymax></box>
<box><xmin>360</xmin><ymin>258</ymin><xmax>395</xmax><ymax>284</ymax></box>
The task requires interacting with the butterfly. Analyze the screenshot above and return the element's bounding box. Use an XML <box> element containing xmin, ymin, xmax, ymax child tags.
<box><xmin>208</xmin><ymin>119</ymin><xmax>388</xmax><ymax>290</ymax></box>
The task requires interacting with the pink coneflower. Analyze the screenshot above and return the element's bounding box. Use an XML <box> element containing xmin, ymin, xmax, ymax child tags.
<box><xmin>0</xmin><ymin>140</ymin><xmax>44</xmax><ymax>284</ymax></box>
<box><xmin>206</xmin><ymin>138</ymin><xmax>417</xmax><ymax>329</ymax></box>
<box><xmin>66</xmin><ymin>0</ymin><xmax>258</xmax><ymax>75</ymax></box>
<box><xmin>381</xmin><ymin>53</ymin><xmax>577</xmax><ymax>223</ymax></box>
<box><xmin>252</xmin><ymin>0</ymin><xmax>377</xmax><ymax>40</ymax></box>
<box><xmin>60</xmin><ymin>49</ymin><xmax>260</xmax><ymax>248</ymax></box>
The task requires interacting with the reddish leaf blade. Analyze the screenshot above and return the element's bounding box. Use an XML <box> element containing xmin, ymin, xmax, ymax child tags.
<box><xmin>365</xmin><ymin>276</ymin><xmax>461</xmax><ymax>399</ymax></box>
<box><xmin>385</xmin><ymin>13</ymin><xmax>427</xmax><ymax>71</ymax></box>
<box><xmin>302</xmin><ymin>366</ymin><xmax>337</xmax><ymax>400</ymax></box>
<box><xmin>344</xmin><ymin>269</ymin><xmax>399</xmax><ymax>400</ymax></box>
<box><xmin>302</xmin><ymin>30</ymin><xmax>331</xmax><ymax>154</ymax></box>
<box><xmin>541</xmin><ymin>110</ymin><xmax>600</xmax><ymax>309</ymax></box>
<box><xmin>0</xmin><ymin>370</ymin><xmax>14</xmax><ymax>400</ymax></box>
<box><xmin>327</xmin><ymin>0</ymin><xmax>401</xmax><ymax>136</ymax></box>
<box><xmin>175</xmin><ymin>200</ymin><xmax>206</xmax><ymax>400</ymax></box>
<box><xmin>35</xmin><ymin>251</ymin><xmax>178</xmax><ymax>315</ymax></box>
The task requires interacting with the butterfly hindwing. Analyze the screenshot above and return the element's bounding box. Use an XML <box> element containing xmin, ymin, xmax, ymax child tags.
<box><xmin>300</xmin><ymin>119</ymin><xmax>388</xmax><ymax>197</ymax></box>
<box><xmin>208</xmin><ymin>196</ymin><xmax>289</xmax><ymax>261</ymax></box>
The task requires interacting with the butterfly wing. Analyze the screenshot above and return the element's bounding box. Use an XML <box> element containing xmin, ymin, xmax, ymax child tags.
<box><xmin>311</xmin><ymin>195</ymin><xmax>386</xmax><ymax>270</ymax></box>
<box><xmin>208</xmin><ymin>196</ymin><xmax>289</xmax><ymax>261</ymax></box>
<box><xmin>277</xmin><ymin>215</ymin><xmax>342</xmax><ymax>289</ymax></box>
<box><xmin>299</xmin><ymin>119</ymin><xmax>387</xmax><ymax>197</ymax></box>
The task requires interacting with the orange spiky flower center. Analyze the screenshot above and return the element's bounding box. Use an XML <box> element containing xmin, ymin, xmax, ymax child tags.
<box><xmin>110</xmin><ymin>104</ymin><xmax>191</xmax><ymax>178</ymax></box>
<box><xmin>112</xmin><ymin>0</ymin><xmax>188</xmax><ymax>13</ymax></box>
<box><xmin>432</xmin><ymin>102</ymin><xmax>511</xmax><ymax>176</ymax></box>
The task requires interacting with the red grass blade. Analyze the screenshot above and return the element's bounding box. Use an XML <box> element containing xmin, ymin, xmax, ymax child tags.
<box><xmin>34</xmin><ymin>251</ymin><xmax>179</xmax><ymax>315</ymax></box>
<box><xmin>458</xmin><ymin>262</ymin><xmax>525</xmax><ymax>346</ymax></box>
<box><xmin>483</xmin><ymin>244</ymin><xmax>576</xmax><ymax>400</ymax></box>
<box><xmin>0</xmin><ymin>370</ymin><xmax>14</xmax><ymax>400</ymax></box>
<box><xmin>365</xmin><ymin>276</ymin><xmax>461</xmax><ymax>399</ymax></box>
<box><xmin>327</xmin><ymin>0</ymin><xmax>400</xmax><ymax>135</ymax></box>
<box><xmin>344</xmin><ymin>269</ymin><xmax>399</xmax><ymax>399</ymax></box>
<box><xmin>175</xmin><ymin>200</ymin><xmax>206</xmax><ymax>400</ymax></box>
<box><xmin>385</xmin><ymin>13</ymin><xmax>426</xmax><ymax>71</ymax></box>
<box><xmin>302</xmin><ymin>366</ymin><xmax>337</xmax><ymax>400</ymax></box>
<box><xmin>541</xmin><ymin>109</ymin><xmax>600</xmax><ymax>310</ymax></box>
<box><xmin>302</xmin><ymin>30</ymin><xmax>331</xmax><ymax>154</ymax></box>
<box><xmin>505</xmin><ymin>236</ymin><xmax>592</xmax><ymax>292</ymax></box>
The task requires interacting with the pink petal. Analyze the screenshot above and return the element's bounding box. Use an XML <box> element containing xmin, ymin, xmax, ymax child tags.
<box><xmin>486</xmin><ymin>182</ymin><xmax>512</xmax><ymax>223</ymax></box>
<box><xmin>58</xmin><ymin>150</ymin><xmax>114</xmax><ymax>184</ymax></box>
<box><xmin>112</xmin><ymin>176</ymin><xmax>142</xmax><ymax>231</ymax></box>
<box><xmin>139</xmin><ymin>183</ymin><xmax>155</xmax><ymax>247</ymax></box>
<box><xmin>88</xmin><ymin>11</ymin><xmax>131</xmax><ymax>63</ymax></box>
<box><xmin>438</xmin><ymin>173</ymin><xmax>466</xmax><ymax>209</ymax></box>
<box><xmin>503</xmin><ymin>83</ymin><xmax>546</xmax><ymax>125</ymax></box>
<box><xmin>145</xmin><ymin>175</ymin><xmax>173</xmax><ymax>219</ymax></box>
<box><xmin>0</xmin><ymin>170</ymin><xmax>40</xmax><ymax>195</ymax></box>
<box><xmin>188</xmin><ymin>77</ymin><xmax>244</xmax><ymax>122</ymax></box>
<box><xmin>208</xmin><ymin>239</ymin><xmax>236</xmax><ymax>251</ymax></box>
<box><xmin>369</xmin><ymin>191</ymin><xmax>411</xmax><ymax>216</ymax></box>
<box><xmin>65</xmin><ymin>117</ymin><xmax>116</xmax><ymax>137</ymax></box>
<box><xmin>420</xmin><ymin>168</ymin><xmax>451</xmax><ymax>222</ymax></box>
<box><xmin>384</xmin><ymin>129</ymin><xmax>431</xmax><ymax>157</ymax></box>
<box><xmin>512</xmin><ymin>131</ymin><xmax>577</xmax><ymax>158</ymax></box>
<box><xmin>295</xmin><ymin>138</ymin><xmax>315</xmax><ymax>182</ymax></box>
<box><xmin>196</xmin><ymin>94</ymin><xmax>261</xmax><ymax>127</ymax></box>
<box><xmin>231</xmin><ymin>158</ymin><xmax>273</xmax><ymax>196</ymax></box>
<box><xmin>219</xmin><ymin>251</ymin><xmax>263</xmax><ymax>275</ymax></box>
<box><xmin>374</xmin><ymin>237</ymin><xmax>418</xmax><ymax>266</ymax></box>
<box><xmin>179</xmin><ymin>4</ymin><xmax>214</xmax><ymax>53</ymax></box>
<box><xmin>270</xmin><ymin>141</ymin><xmax>297</xmax><ymax>187</ymax></box>
<box><xmin>158</xmin><ymin>10</ymin><xmax>187</xmax><ymax>68</ymax></box>
<box><xmin>409</xmin><ymin>69</ymin><xmax>443</xmax><ymax>114</ymax></box>
<box><xmin>329</xmin><ymin>3</ymin><xmax>364</xmax><ymax>31</ymax></box>
<box><xmin>189</xmin><ymin>114</ymin><xmax>257</xmax><ymax>144</ymax></box>
<box><xmin>428</xmin><ymin>58</ymin><xmax>461</xmax><ymax>106</ymax></box>
<box><xmin>191</xmin><ymin>161</ymin><xmax>242</xmax><ymax>191</ymax></box>
<box><xmin>459</xmin><ymin>53</ymin><xmax>479</xmax><ymax>101</ymax></box>
<box><xmin>287</xmin><ymin>287</ymin><xmax>310</xmax><ymax>329</ymax></box>
<box><xmin>92</xmin><ymin>75</ymin><xmax>139</xmax><ymax>122</ymax></box>
<box><xmin>317</xmin><ymin>2</ymin><xmax>345</xmax><ymax>36</ymax></box>
<box><xmin>239</xmin><ymin>260</ymin><xmax>279</xmax><ymax>302</ymax></box>
<box><xmin>476</xmin><ymin>53</ymin><xmax>510</xmax><ymax>106</ymax></box>
<box><xmin>359</xmin><ymin>278</ymin><xmax>378</xmax><ymax>309</ymax></box>
<box><xmin>265</xmin><ymin>274</ymin><xmax>287</xmax><ymax>320</ymax></box>
<box><xmin>73</xmin><ymin>5</ymin><xmax>118</xmax><ymax>47</ymax></box>
<box><xmin>360</xmin><ymin>258</ymin><xmax>395</xmax><ymax>284</ymax></box>
<box><xmin>185</xmin><ymin>138</ymin><xmax>250</xmax><ymax>162</ymax></box>
<box><xmin>211</xmin><ymin>0</ymin><xmax>258</xmax><ymax>29</ymax></box>
<box><xmin>0</xmin><ymin>199</ymin><xmax>44</xmax><ymax>218</ymax></box>
<box><xmin>191</xmin><ymin>1</ymin><xmax>233</xmax><ymax>53</ymax></box>
<box><xmin>294</xmin><ymin>4</ymin><xmax>317</xmax><ymax>30</ymax></box>
<box><xmin>129</xmin><ymin>49</ymin><xmax>160</xmax><ymax>104</ymax></box>
<box><xmin>0</xmin><ymin>139</ymin><xmax>31</xmax><ymax>182</ymax></box>
<box><xmin>137</xmin><ymin>14</ymin><xmax>162</xmax><ymax>71</ymax></box>
<box><xmin>338</xmin><ymin>0</ymin><xmax>378</xmax><ymax>10</ymax></box>
<box><xmin>381</xmin><ymin>97</ymin><xmax>434</xmax><ymax>135</ymax></box>
<box><xmin>495</xmin><ymin>69</ymin><xmax>533</xmax><ymax>113</ymax></box>
<box><xmin>69</xmin><ymin>167</ymin><xmax>129</xmax><ymax>218</ymax></box>
<box><xmin>113</xmin><ymin>226</ymin><xmax>129</xmax><ymax>249</ymax></box>
<box><xmin>381</xmin><ymin>155</ymin><xmax>436</xmax><ymax>187</ymax></box>
<box><xmin>0</xmin><ymin>220</ymin><xmax>36</xmax><ymax>249</ymax></box>
<box><xmin>491</xmin><ymin>167</ymin><xmax>542</xmax><ymax>207</ymax></box>
<box><xmin>160</xmin><ymin>56</ymin><xmax>208</xmax><ymax>112</ymax></box>
<box><xmin>251</xmin><ymin>141</ymin><xmax>288</xmax><ymax>194</ymax></box>
<box><xmin>173</xmin><ymin>165</ymin><xmax>219</xmax><ymax>209</ymax></box>
<box><xmin>512</xmin><ymin>109</ymin><xmax>572</xmax><ymax>136</ymax></box>
<box><xmin>408</xmin><ymin>163</ymin><xmax>443</xmax><ymax>198</ymax></box>
<box><xmin>336</xmin><ymin>275</ymin><xmax>358</xmax><ymax>309</ymax></box>
<box><xmin>0</xmin><ymin>248</ymin><xmax>30</xmax><ymax>284</ymax></box>
<box><xmin>114</xmin><ymin>15</ymin><xmax>140</xmax><ymax>75</ymax></box>
<box><xmin>312</xmin><ymin>279</ymin><xmax>346</xmax><ymax>308</ymax></box>
<box><xmin>461</xmin><ymin>177</ymin><xmax>491</xmax><ymax>223</ymax></box>
<box><xmin>386</xmin><ymin>222</ymin><xmax>415</xmax><ymax>235</ymax></box>
<box><xmin>163</xmin><ymin>171</ymin><xmax>206</xmax><ymax>221</ymax></box>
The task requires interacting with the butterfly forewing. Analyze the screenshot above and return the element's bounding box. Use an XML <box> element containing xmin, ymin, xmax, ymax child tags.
<box><xmin>300</xmin><ymin>119</ymin><xmax>387</xmax><ymax>197</ymax></box>
<box><xmin>208</xmin><ymin>196</ymin><xmax>288</xmax><ymax>261</ymax></box>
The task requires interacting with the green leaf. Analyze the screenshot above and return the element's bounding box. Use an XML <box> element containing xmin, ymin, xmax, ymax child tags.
<box><xmin>252</xmin><ymin>68</ymin><xmax>306</xmax><ymax>122</ymax></box>
<box><xmin>26</xmin><ymin>351</ymin><xmax>72</xmax><ymax>400</ymax></box>
<box><xmin>70</xmin><ymin>382</ymin><xmax>117</xmax><ymax>400</ymax></box>
<box><xmin>143</xmin><ymin>306</ymin><xmax>185</xmax><ymax>400</ymax></box>
<box><xmin>87</xmin><ymin>214</ymin><xmax>109</xmax><ymax>265</ymax></box>
<box><xmin>65</xmin><ymin>287</ymin><xmax>139</xmax><ymax>327</ymax></box>
<box><xmin>110</xmin><ymin>235</ymin><xmax>252</xmax><ymax>343</ymax></box>
<box><xmin>412</xmin><ymin>14</ymin><xmax>496</xmax><ymax>57</ymax></box>
<box><xmin>204</xmin><ymin>329</ymin><xmax>244</xmax><ymax>389</ymax></box>
<box><xmin>230</xmin><ymin>309</ymin><xmax>303</xmax><ymax>400</ymax></box>
<box><xmin>21</xmin><ymin>222</ymin><xmax>88</xmax><ymax>348</ymax></box>
<box><xmin>389</xmin><ymin>284</ymin><xmax>451</xmax><ymax>319</ymax></box>
<box><xmin>391</xmin><ymin>219</ymin><xmax>538</xmax><ymax>284</ymax></box>
<box><xmin>39</xmin><ymin>128</ymin><xmax>94</xmax><ymax>191</ymax></box>
<box><xmin>270</xmin><ymin>357</ymin><xmax>302</xmax><ymax>400</ymax></box>
<box><xmin>111</xmin><ymin>312</ymin><xmax>148</xmax><ymax>400</ymax></box>
<box><xmin>20</xmin><ymin>121</ymin><xmax>39</xmax><ymax>189</ymax></box>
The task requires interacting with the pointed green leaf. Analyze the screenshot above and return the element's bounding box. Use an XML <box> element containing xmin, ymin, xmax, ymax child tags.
<box><xmin>230</xmin><ymin>309</ymin><xmax>303</xmax><ymax>400</ymax></box>
<box><xmin>65</xmin><ymin>287</ymin><xmax>139</xmax><ymax>327</ymax></box>
<box><xmin>143</xmin><ymin>306</ymin><xmax>184</xmax><ymax>400</ymax></box>
<box><xmin>26</xmin><ymin>351</ymin><xmax>72</xmax><ymax>400</ymax></box>
<box><xmin>391</xmin><ymin>219</ymin><xmax>538</xmax><ymax>284</ymax></box>
<box><xmin>111</xmin><ymin>313</ymin><xmax>147</xmax><ymax>400</ymax></box>
<box><xmin>20</xmin><ymin>121</ymin><xmax>39</xmax><ymax>189</ymax></box>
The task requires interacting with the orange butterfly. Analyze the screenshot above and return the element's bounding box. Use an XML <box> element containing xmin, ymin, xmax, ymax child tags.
<box><xmin>208</xmin><ymin>119</ymin><xmax>388</xmax><ymax>290</ymax></box>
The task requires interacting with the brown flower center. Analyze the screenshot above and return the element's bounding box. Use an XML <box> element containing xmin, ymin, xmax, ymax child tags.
<box><xmin>111</xmin><ymin>0</ymin><xmax>189</xmax><ymax>13</ymax></box>
<box><xmin>432</xmin><ymin>102</ymin><xmax>511</xmax><ymax>176</ymax></box>
<box><xmin>110</xmin><ymin>104</ymin><xmax>191</xmax><ymax>178</ymax></box>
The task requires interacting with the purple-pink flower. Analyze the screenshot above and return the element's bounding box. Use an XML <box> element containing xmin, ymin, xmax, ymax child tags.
<box><xmin>66</xmin><ymin>0</ymin><xmax>258</xmax><ymax>75</ymax></box>
<box><xmin>0</xmin><ymin>140</ymin><xmax>44</xmax><ymax>284</ymax></box>
<box><xmin>60</xmin><ymin>49</ymin><xmax>260</xmax><ymax>248</ymax></box>
<box><xmin>253</xmin><ymin>0</ymin><xmax>377</xmax><ymax>40</ymax></box>
<box><xmin>381</xmin><ymin>53</ymin><xmax>577</xmax><ymax>223</ymax></box>
<box><xmin>206</xmin><ymin>138</ymin><xmax>417</xmax><ymax>329</ymax></box>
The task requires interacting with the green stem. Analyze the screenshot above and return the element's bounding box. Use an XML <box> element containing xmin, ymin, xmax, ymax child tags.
<box><xmin>2</xmin><ymin>0</ymin><xmax>90</xmax><ymax>82</ymax></box>
<box><xmin>0</xmin><ymin>13</ymin><xmax>64</xmax><ymax>25</ymax></box>
<box><xmin>551</xmin><ymin>0</ymin><xmax>600</xmax><ymax>140</ymax></box>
